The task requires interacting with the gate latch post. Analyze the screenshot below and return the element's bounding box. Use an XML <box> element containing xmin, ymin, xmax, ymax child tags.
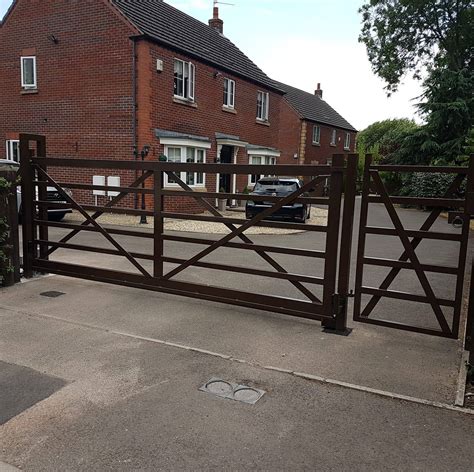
<box><xmin>322</xmin><ymin>293</ymin><xmax>353</xmax><ymax>336</ymax></box>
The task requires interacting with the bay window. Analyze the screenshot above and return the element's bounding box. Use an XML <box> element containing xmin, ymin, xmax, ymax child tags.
<box><xmin>249</xmin><ymin>155</ymin><xmax>276</xmax><ymax>185</ymax></box>
<box><xmin>164</xmin><ymin>146</ymin><xmax>206</xmax><ymax>187</ymax></box>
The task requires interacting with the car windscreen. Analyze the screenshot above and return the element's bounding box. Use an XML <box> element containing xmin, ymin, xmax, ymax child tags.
<box><xmin>254</xmin><ymin>181</ymin><xmax>298</xmax><ymax>193</ymax></box>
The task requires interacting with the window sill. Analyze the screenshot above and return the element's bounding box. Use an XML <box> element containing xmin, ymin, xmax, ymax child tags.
<box><xmin>164</xmin><ymin>186</ymin><xmax>207</xmax><ymax>192</ymax></box>
<box><xmin>222</xmin><ymin>106</ymin><xmax>237</xmax><ymax>114</ymax></box>
<box><xmin>312</xmin><ymin>142</ymin><xmax>321</xmax><ymax>147</ymax></box>
<box><xmin>330</xmin><ymin>144</ymin><xmax>337</xmax><ymax>147</ymax></box>
<box><xmin>256</xmin><ymin>119</ymin><xmax>270</xmax><ymax>127</ymax></box>
<box><xmin>21</xmin><ymin>88</ymin><xmax>38</xmax><ymax>95</ymax></box>
<box><xmin>344</xmin><ymin>148</ymin><xmax>350</xmax><ymax>151</ymax></box>
<box><xmin>173</xmin><ymin>97</ymin><xmax>198</xmax><ymax>108</ymax></box>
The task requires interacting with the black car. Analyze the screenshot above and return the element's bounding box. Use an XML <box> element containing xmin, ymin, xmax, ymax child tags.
<box><xmin>245</xmin><ymin>177</ymin><xmax>311</xmax><ymax>222</ymax></box>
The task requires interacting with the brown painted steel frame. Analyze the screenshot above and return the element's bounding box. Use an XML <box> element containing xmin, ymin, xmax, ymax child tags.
<box><xmin>354</xmin><ymin>155</ymin><xmax>473</xmax><ymax>338</ymax></box>
<box><xmin>20</xmin><ymin>135</ymin><xmax>357</xmax><ymax>329</ymax></box>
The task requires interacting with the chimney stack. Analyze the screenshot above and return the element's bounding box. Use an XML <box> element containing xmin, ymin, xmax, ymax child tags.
<box><xmin>209</xmin><ymin>6</ymin><xmax>224</xmax><ymax>34</ymax></box>
<box><xmin>315</xmin><ymin>83</ymin><xmax>323</xmax><ymax>98</ymax></box>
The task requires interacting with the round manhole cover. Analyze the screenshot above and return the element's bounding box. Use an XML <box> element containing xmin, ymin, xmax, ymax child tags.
<box><xmin>205</xmin><ymin>380</ymin><xmax>233</xmax><ymax>396</ymax></box>
<box><xmin>233</xmin><ymin>387</ymin><xmax>261</xmax><ymax>404</ymax></box>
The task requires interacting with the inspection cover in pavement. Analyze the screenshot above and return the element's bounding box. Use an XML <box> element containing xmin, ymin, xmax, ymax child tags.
<box><xmin>40</xmin><ymin>291</ymin><xmax>66</xmax><ymax>298</ymax></box>
<box><xmin>200</xmin><ymin>378</ymin><xmax>265</xmax><ymax>405</ymax></box>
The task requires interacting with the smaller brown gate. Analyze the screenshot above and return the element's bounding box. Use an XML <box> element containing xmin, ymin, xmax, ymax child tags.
<box><xmin>19</xmin><ymin>134</ymin><xmax>358</xmax><ymax>333</ymax></box>
<box><xmin>354</xmin><ymin>155</ymin><xmax>473</xmax><ymax>338</ymax></box>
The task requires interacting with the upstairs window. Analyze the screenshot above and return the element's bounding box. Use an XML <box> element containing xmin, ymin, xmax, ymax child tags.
<box><xmin>256</xmin><ymin>91</ymin><xmax>269</xmax><ymax>121</ymax></box>
<box><xmin>6</xmin><ymin>140</ymin><xmax>20</xmax><ymax>162</ymax></box>
<box><xmin>330</xmin><ymin>129</ymin><xmax>337</xmax><ymax>146</ymax></box>
<box><xmin>312</xmin><ymin>125</ymin><xmax>321</xmax><ymax>145</ymax></box>
<box><xmin>174</xmin><ymin>59</ymin><xmax>195</xmax><ymax>101</ymax></box>
<box><xmin>344</xmin><ymin>132</ymin><xmax>351</xmax><ymax>150</ymax></box>
<box><xmin>223</xmin><ymin>78</ymin><xmax>235</xmax><ymax>108</ymax></box>
<box><xmin>21</xmin><ymin>56</ymin><xmax>36</xmax><ymax>89</ymax></box>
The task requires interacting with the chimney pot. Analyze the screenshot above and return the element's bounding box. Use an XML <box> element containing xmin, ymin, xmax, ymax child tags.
<box><xmin>209</xmin><ymin>6</ymin><xmax>224</xmax><ymax>34</ymax></box>
<box><xmin>315</xmin><ymin>83</ymin><xmax>323</xmax><ymax>98</ymax></box>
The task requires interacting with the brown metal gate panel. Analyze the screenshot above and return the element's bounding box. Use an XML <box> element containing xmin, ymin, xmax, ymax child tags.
<box><xmin>354</xmin><ymin>155</ymin><xmax>473</xmax><ymax>338</ymax></box>
<box><xmin>19</xmin><ymin>134</ymin><xmax>357</xmax><ymax>331</ymax></box>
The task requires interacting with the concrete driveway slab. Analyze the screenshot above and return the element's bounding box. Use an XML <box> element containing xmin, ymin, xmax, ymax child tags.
<box><xmin>0</xmin><ymin>308</ymin><xmax>473</xmax><ymax>471</ymax></box>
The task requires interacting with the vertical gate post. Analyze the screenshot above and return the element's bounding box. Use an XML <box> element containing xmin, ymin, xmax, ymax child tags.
<box><xmin>333</xmin><ymin>153</ymin><xmax>359</xmax><ymax>333</ymax></box>
<box><xmin>321</xmin><ymin>154</ymin><xmax>346</xmax><ymax>333</ymax></box>
<box><xmin>466</xmin><ymin>260</ymin><xmax>474</xmax><ymax>366</ymax></box>
<box><xmin>153</xmin><ymin>168</ymin><xmax>164</xmax><ymax>278</ymax></box>
<box><xmin>19</xmin><ymin>135</ymin><xmax>35</xmax><ymax>279</ymax></box>
<box><xmin>36</xmin><ymin>136</ymin><xmax>49</xmax><ymax>262</ymax></box>
<box><xmin>353</xmin><ymin>154</ymin><xmax>372</xmax><ymax>321</ymax></box>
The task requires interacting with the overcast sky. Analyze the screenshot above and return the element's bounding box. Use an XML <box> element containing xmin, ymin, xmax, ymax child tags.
<box><xmin>0</xmin><ymin>0</ymin><xmax>424</xmax><ymax>130</ymax></box>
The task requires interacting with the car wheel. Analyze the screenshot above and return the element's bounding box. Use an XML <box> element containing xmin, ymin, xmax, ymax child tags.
<box><xmin>48</xmin><ymin>212</ymin><xmax>67</xmax><ymax>222</ymax></box>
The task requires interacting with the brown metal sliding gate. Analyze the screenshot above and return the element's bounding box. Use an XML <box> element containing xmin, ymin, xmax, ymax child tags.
<box><xmin>354</xmin><ymin>155</ymin><xmax>473</xmax><ymax>338</ymax></box>
<box><xmin>20</xmin><ymin>134</ymin><xmax>357</xmax><ymax>332</ymax></box>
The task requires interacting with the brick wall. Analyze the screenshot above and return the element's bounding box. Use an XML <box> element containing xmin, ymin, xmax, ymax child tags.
<box><xmin>134</xmin><ymin>39</ymin><xmax>286</xmax><ymax>211</ymax></box>
<box><xmin>0</xmin><ymin>0</ymin><xmax>137</xmax><ymax>206</ymax></box>
<box><xmin>304</xmin><ymin>121</ymin><xmax>357</xmax><ymax>165</ymax></box>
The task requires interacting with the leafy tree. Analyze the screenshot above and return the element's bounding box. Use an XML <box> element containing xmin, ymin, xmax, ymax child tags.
<box><xmin>357</xmin><ymin>118</ymin><xmax>419</xmax><ymax>161</ymax></box>
<box><xmin>359</xmin><ymin>0</ymin><xmax>473</xmax><ymax>165</ymax></box>
<box><xmin>359</xmin><ymin>0</ymin><xmax>473</xmax><ymax>93</ymax></box>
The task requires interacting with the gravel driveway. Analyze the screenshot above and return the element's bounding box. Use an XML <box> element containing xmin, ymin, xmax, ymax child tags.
<box><xmin>64</xmin><ymin>207</ymin><xmax>328</xmax><ymax>235</ymax></box>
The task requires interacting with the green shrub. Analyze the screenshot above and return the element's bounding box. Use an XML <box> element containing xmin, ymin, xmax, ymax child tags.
<box><xmin>400</xmin><ymin>172</ymin><xmax>461</xmax><ymax>199</ymax></box>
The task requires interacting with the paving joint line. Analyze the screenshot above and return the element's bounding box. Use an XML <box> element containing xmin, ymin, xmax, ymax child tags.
<box><xmin>1</xmin><ymin>304</ymin><xmax>473</xmax><ymax>416</ymax></box>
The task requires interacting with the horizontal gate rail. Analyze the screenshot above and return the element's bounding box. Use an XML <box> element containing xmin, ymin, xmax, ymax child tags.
<box><xmin>363</xmin><ymin>257</ymin><xmax>459</xmax><ymax>275</ymax></box>
<box><xmin>20</xmin><ymin>135</ymin><xmax>357</xmax><ymax>329</ymax></box>
<box><xmin>354</xmin><ymin>154</ymin><xmax>473</xmax><ymax>338</ymax></box>
<box><xmin>163</xmin><ymin>235</ymin><xmax>327</xmax><ymax>259</ymax></box>
<box><xmin>31</xmin><ymin>260</ymin><xmax>330</xmax><ymax>320</ymax></box>
<box><xmin>35</xmin><ymin>239</ymin><xmax>325</xmax><ymax>285</ymax></box>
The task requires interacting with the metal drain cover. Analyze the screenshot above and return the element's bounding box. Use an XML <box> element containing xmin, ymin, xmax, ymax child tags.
<box><xmin>40</xmin><ymin>291</ymin><xmax>66</xmax><ymax>298</ymax></box>
<box><xmin>200</xmin><ymin>378</ymin><xmax>265</xmax><ymax>405</ymax></box>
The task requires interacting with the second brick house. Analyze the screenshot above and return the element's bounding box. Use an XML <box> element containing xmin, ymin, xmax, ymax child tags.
<box><xmin>0</xmin><ymin>0</ymin><xmax>356</xmax><ymax>212</ymax></box>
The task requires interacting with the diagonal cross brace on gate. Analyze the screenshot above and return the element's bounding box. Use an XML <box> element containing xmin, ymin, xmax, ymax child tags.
<box><xmin>354</xmin><ymin>153</ymin><xmax>473</xmax><ymax>338</ymax></box>
<box><xmin>162</xmin><ymin>176</ymin><xmax>326</xmax><ymax>283</ymax></box>
<box><xmin>358</xmin><ymin>173</ymin><xmax>466</xmax><ymax>321</ymax></box>
<box><xmin>45</xmin><ymin>170</ymin><xmax>154</xmax><ymax>257</ymax></box>
<box><xmin>35</xmin><ymin>166</ymin><xmax>152</xmax><ymax>278</ymax></box>
<box><xmin>370</xmin><ymin>171</ymin><xmax>451</xmax><ymax>334</ymax></box>
<box><xmin>161</xmin><ymin>170</ymin><xmax>325</xmax><ymax>303</ymax></box>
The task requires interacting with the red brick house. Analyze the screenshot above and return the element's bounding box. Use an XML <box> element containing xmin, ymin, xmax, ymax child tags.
<box><xmin>0</xmin><ymin>0</ymin><xmax>356</xmax><ymax>211</ymax></box>
<box><xmin>277</xmin><ymin>82</ymin><xmax>357</xmax><ymax>166</ymax></box>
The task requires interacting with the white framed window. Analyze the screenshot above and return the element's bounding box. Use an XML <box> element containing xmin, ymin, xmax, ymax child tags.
<box><xmin>174</xmin><ymin>59</ymin><xmax>195</xmax><ymax>101</ymax></box>
<box><xmin>330</xmin><ymin>129</ymin><xmax>337</xmax><ymax>146</ymax></box>
<box><xmin>5</xmin><ymin>140</ymin><xmax>20</xmax><ymax>162</ymax></box>
<box><xmin>164</xmin><ymin>145</ymin><xmax>206</xmax><ymax>187</ymax></box>
<box><xmin>248</xmin><ymin>155</ymin><xmax>276</xmax><ymax>185</ymax></box>
<box><xmin>256</xmin><ymin>91</ymin><xmax>269</xmax><ymax>121</ymax></box>
<box><xmin>21</xmin><ymin>56</ymin><xmax>37</xmax><ymax>89</ymax></box>
<box><xmin>312</xmin><ymin>125</ymin><xmax>321</xmax><ymax>145</ymax></box>
<box><xmin>344</xmin><ymin>132</ymin><xmax>351</xmax><ymax>150</ymax></box>
<box><xmin>223</xmin><ymin>78</ymin><xmax>235</xmax><ymax>108</ymax></box>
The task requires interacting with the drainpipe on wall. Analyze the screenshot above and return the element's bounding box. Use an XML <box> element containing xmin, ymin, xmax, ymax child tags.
<box><xmin>132</xmin><ymin>36</ymin><xmax>138</xmax><ymax>209</ymax></box>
